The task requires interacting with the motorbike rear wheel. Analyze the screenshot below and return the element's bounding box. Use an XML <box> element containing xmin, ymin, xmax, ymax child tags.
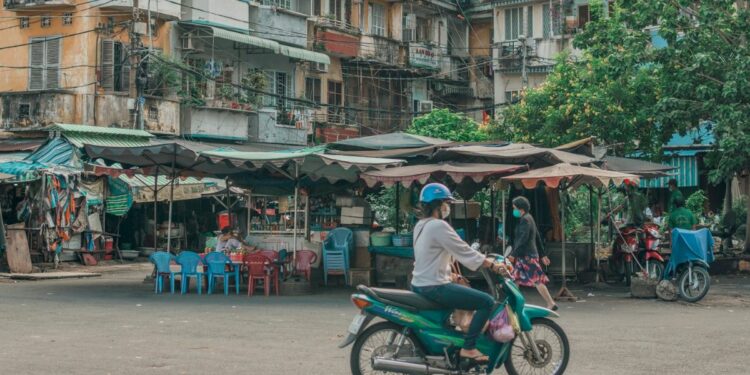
<box><xmin>350</xmin><ymin>321</ymin><xmax>422</xmax><ymax>375</ymax></box>
<box><xmin>677</xmin><ymin>265</ymin><xmax>710</xmax><ymax>303</ymax></box>
<box><xmin>505</xmin><ymin>318</ymin><xmax>570</xmax><ymax>375</ymax></box>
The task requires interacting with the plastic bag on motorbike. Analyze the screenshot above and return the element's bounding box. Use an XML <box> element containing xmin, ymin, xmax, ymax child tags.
<box><xmin>487</xmin><ymin>306</ymin><xmax>515</xmax><ymax>343</ymax></box>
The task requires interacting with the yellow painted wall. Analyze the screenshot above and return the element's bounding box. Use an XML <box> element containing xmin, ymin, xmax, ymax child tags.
<box><xmin>0</xmin><ymin>5</ymin><xmax>173</xmax><ymax>93</ymax></box>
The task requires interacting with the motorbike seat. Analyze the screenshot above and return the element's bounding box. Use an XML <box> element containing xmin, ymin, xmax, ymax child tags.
<box><xmin>357</xmin><ymin>285</ymin><xmax>443</xmax><ymax>312</ymax></box>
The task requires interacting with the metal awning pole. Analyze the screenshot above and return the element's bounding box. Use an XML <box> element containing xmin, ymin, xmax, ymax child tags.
<box><xmin>293</xmin><ymin>164</ymin><xmax>299</xmax><ymax>261</ymax></box>
<box><xmin>153</xmin><ymin>168</ymin><xmax>158</xmax><ymax>250</ymax></box>
<box><xmin>166</xmin><ymin>150</ymin><xmax>176</xmax><ymax>253</ymax></box>
<box><xmin>501</xmin><ymin>188</ymin><xmax>506</xmax><ymax>254</ymax></box>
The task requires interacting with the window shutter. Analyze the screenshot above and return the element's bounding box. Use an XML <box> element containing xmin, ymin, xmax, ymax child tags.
<box><xmin>504</xmin><ymin>10</ymin><xmax>511</xmax><ymax>41</ymax></box>
<box><xmin>101</xmin><ymin>40</ymin><xmax>115</xmax><ymax>91</ymax></box>
<box><xmin>543</xmin><ymin>4</ymin><xmax>550</xmax><ymax>38</ymax></box>
<box><xmin>29</xmin><ymin>38</ymin><xmax>45</xmax><ymax>91</ymax></box>
<box><xmin>527</xmin><ymin>6</ymin><xmax>533</xmax><ymax>38</ymax></box>
<box><xmin>45</xmin><ymin>37</ymin><xmax>60</xmax><ymax>90</ymax></box>
<box><xmin>120</xmin><ymin>48</ymin><xmax>131</xmax><ymax>93</ymax></box>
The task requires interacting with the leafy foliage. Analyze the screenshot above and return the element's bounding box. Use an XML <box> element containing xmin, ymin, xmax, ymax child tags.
<box><xmin>407</xmin><ymin>108</ymin><xmax>489</xmax><ymax>142</ymax></box>
<box><xmin>685</xmin><ymin>190</ymin><xmax>708</xmax><ymax>217</ymax></box>
<box><xmin>502</xmin><ymin>2</ymin><xmax>668</xmax><ymax>156</ymax></box>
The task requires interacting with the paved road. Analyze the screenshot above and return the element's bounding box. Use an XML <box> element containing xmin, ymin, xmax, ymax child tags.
<box><xmin>1</xmin><ymin>264</ymin><xmax>749</xmax><ymax>374</ymax></box>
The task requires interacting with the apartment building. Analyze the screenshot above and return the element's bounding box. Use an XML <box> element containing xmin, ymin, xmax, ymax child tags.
<box><xmin>0</xmin><ymin>0</ymin><xmax>182</xmax><ymax>134</ymax></box>
<box><xmin>491</xmin><ymin>0</ymin><xmax>591</xmax><ymax>106</ymax></box>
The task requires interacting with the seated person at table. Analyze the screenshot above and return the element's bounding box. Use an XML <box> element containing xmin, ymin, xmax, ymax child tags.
<box><xmin>668</xmin><ymin>198</ymin><xmax>697</xmax><ymax>230</ymax></box>
<box><xmin>215</xmin><ymin>226</ymin><xmax>255</xmax><ymax>252</ymax></box>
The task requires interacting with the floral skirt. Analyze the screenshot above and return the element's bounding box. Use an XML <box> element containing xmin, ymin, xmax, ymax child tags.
<box><xmin>512</xmin><ymin>256</ymin><xmax>549</xmax><ymax>287</ymax></box>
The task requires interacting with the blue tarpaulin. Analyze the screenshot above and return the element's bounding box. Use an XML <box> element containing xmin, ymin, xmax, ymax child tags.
<box><xmin>666</xmin><ymin>228</ymin><xmax>715</xmax><ymax>277</ymax></box>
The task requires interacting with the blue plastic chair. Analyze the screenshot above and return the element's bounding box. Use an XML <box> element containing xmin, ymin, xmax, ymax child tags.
<box><xmin>323</xmin><ymin>228</ymin><xmax>353</xmax><ymax>286</ymax></box>
<box><xmin>203</xmin><ymin>252</ymin><xmax>240</xmax><ymax>295</ymax></box>
<box><xmin>149</xmin><ymin>251</ymin><xmax>176</xmax><ymax>294</ymax></box>
<box><xmin>176</xmin><ymin>251</ymin><xmax>203</xmax><ymax>295</ymax></box>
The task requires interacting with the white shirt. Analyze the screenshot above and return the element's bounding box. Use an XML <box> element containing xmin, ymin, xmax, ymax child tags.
<box><xmin>410</xmin><ymin>218</ymin><xmax>486</xmax><ymax>287</ymax></box>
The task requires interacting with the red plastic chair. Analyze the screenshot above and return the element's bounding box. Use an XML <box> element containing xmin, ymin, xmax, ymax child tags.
<box><xmin>259</xmin><ymin>250</ymin><xmax>281</xmax><ymax>289</ymax></box>
<box><xmin>244</xmin><ymin>253</ymin><xmax>272</xmax><ymax>296</ymax></box>
<box><xmin>293</xmin><ymin>250</ymin><xmax>318</xmax><ymax>281</ymax></box>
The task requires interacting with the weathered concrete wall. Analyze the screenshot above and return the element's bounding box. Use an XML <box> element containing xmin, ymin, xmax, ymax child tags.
<box><xmin>95</xmin><ymin>94</ymin><xmax>179</xmax><ymax>133</ymax></box>
<box><xmin>250</xmin><ymin>6</ymin><xmax>308</xmax><ymax>47</ymax></box>
<box><xmin>249</xmin><ymin>109</ymin><xmax>306</xmax><ymax>145</ymax></box>
<box><xmin>182</xmin><ymin>106</ymin><xmax>249</xmax><ymax>141</ymax></box>
<box><xmin>0</xmin><ymin>91</ymin><xmax>78</xmax><ymax>129</ymax></box>
<box><xmin>182</xmin><ymin>0</ymin><xmax>248</xmax><ymax>30</ymax></box>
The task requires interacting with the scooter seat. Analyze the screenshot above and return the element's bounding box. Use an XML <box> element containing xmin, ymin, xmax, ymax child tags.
<box><xmin>357</xmin><ymin>285</ymin><xmax>443</xmax><ymax>312</ymax></box>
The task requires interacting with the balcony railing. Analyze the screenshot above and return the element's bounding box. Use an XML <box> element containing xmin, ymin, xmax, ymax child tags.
<box><xmin>4</xmin><ymin>0</ymin><xmax>74</xmax><ymax>9</ymax></box>
<box><xmin>315</xmin><ymin>17</ymin><xmax>360</xmax><ymax>35</ymax></box>
<box><xmin>497</xmin><ymin>40</ymin><xmax>537</xmax><ymax>59</ymax></box>
<box><xmin>360</xmin><ymin>35</ymin><xmax>403</xmax><ymax>66</ymax></box>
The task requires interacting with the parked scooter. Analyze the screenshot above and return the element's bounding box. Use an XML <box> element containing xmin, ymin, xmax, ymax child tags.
<box><xmin>662</xmin><ymin>228</ymin><xmax>713</xmax><ymax>302</ymax></box>
<box><xmin>607</xmin><ymin>219</ymin><xmax>665</xmax><ymax>286</ymax></box>
<box><xmin>339</xmin><ymin>255</ymin><xmax>570</xmax><ymax>375</ymax></box>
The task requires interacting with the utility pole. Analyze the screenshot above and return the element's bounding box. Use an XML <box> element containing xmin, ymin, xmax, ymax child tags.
<box><xmin>131</xmin><ymin>0</ymin><xmax>145</xmax><ymax>130</ymax></box>
<box><xmin>518</xmin><ymin>34</ymin><xmax>528</xmax><ymax>89</ymax></box>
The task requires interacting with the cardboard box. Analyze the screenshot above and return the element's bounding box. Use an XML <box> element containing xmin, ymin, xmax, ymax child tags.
<box><xmin>354</xmin><ymin>246</ymin><xmax>371</xmax><ymax>268</ymax></box>
<box><xmin>341</xmin><ymin>215</ymin><xmax>372</xmax><ymax>225</ymax></box>
<box><xmin>341</xmin><ymin>206</ymin><xmax>371</xmax><ymax>217</ymax></box>
<box><xmin>451</xmin><ymin>200</ymin><xmax>481</xmax><ymax>219</ymax></box>
<box><xmin>336</xmin><ymin>196</ymin><xmax>367</xmax><ymax>207</ymax></box>
<box><xmin>350</xmin><ymin>268</ymin><xmax>373</xmax><ymax>287</ymax></box>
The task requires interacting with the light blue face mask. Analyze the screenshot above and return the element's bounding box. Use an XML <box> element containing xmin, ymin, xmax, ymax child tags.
<box><xmin>512</xmin><ymin>209</ymin><xmax>522</xmax><ymax>218</ymax></box>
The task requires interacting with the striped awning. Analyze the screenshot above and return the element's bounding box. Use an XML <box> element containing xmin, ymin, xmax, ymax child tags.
<box><xmin>211</xmin><ymin>27</ymin><xmax>279</xmax><ymax>51</ymax></box>
<box><xmin>640</xmin><ymin>156</ymin><xmax>698</xmax><ymax>188</ymax></box>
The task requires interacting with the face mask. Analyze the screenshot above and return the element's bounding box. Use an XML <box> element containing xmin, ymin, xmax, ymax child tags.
<box><xmin>441</xmin><ymin>203</ymin><xmax>451</xmax><ymax>219</ymax></box>
<box><xmin>513</xmin><ymin>209</ymin><xmax>522</xmax><ymax>218</ymax></box>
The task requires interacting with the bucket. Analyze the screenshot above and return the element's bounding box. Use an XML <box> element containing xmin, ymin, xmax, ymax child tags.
<box><xmin>217</xmin><ymin>211</ymin><xmax>236</xmax><ymax>230</ymax></box>
<box><xmin>104</xmin><ymin>237</ymin><xmax>114</xmax><ymax>251</ymax></box>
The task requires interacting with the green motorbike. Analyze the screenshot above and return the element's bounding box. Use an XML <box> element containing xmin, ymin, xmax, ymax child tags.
<box><xmin>339</xmin><ymin>256</ymin><xmax>570</xmax><ymax>374</ymax></box>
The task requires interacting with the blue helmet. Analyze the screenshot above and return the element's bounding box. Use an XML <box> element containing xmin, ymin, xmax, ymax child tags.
<box><xmin>420</xmin><ymin>183</ymin><xmax>454</xmax><ymax>203</ymax></box>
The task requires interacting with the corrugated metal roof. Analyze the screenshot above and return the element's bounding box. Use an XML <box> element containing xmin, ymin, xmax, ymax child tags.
<box><xmin>49</xmin><ymin>124</ymin><xmax>154</xmax><ymax>138</ymax></box>
<box><xmin>63</xmin><ymin>133</ymin><xmax>155</xmax><ymax>148</ymax></box>
<box><xmin>640</xmin><ymin>156</ymin><xmax>698</xmax><ymax>188</ymax></box>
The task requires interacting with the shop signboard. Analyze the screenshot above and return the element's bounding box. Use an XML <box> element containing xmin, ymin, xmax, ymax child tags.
<box><xmin>408</xmin><ymin>43</ymin><xmax>440</xmax><ymax>70</ymax></box>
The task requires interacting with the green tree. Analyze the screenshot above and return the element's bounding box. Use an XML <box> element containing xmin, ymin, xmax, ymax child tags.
<box><xmin>502</xmin><ymin>2</ymin><xmax>670</xmax><ymax>156</ymax></box>
<box><xmin>611</xmin><ymin>0</ymin><xmax>750</xmax><ymax>251</ymax></box>
<box><xmin>407</xmin><ymin>108</ymin><xmax>489</xmax><ymax>142</ymax></box>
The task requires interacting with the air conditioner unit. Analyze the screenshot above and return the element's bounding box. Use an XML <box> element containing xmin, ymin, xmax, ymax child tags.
<box><xmin>418</xmin><ymin>100</ymin><xmax>433</xmax><ymax>113</ymax></box>
<box><xmin>311</xmin><ymin>62</ymin><xmax>328</xmax><ymax>72</ymax></box>
<box><xmin>181</xmin><ymin>35</ymin><xmax>200</xmax><ymax>51</ymax></box>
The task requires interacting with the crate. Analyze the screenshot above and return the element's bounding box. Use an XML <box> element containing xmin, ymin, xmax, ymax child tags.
<box><xmin>451</xmin><ymin>200</ymin><xmax>481</xmax><ymax>219</ymax></box>
<box><xmin>350</xmin><ymin>268</ymin><xmax>373</xmax><ymax>287</ymax></box>
<box><xmin>354</xmin><ymin>246</ymin><xmax>372</xmax><ymax>268</ymax></box>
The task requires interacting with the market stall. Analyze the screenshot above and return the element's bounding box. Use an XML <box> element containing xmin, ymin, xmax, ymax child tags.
<box><xmin>499</xmin><ymin>163</ymin><xmax>640</xmax><ymax>300</ymax></box>
<box><xmin>360</xmin><ymin>162</ymin><xmax>527</xmax><ymax>286</ymax></box>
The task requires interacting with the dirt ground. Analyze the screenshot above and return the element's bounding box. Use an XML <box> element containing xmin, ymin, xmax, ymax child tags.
<box><xmin>1</xmin><ymin>263</ymin><xmax>749</xmax><ymax>374</ymax></box>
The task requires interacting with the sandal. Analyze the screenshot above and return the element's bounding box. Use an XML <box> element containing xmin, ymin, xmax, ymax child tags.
<box><xmin>459</xmin><ymin>351</ymin><xmax>490</xmax><ymax>364</ymax></box>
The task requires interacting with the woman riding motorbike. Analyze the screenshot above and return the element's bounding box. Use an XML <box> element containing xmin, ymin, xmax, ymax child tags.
<box><xmin>410</xmin><ymin>183</ymin><xmax>505</xmax><ymax>364</ymax></box>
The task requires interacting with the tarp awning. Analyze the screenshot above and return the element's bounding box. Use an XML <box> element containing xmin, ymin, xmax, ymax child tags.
<box><xmin>438</xmin><ymin>143</ymin><xmax>595</xmax><ymax>167</ymax></box>
<box><xmin>601</xmin><ymin>156</ymin><xmax>675</xmax><ymax>179</ymax></box>
<box><xmin>0</xmin><ymin>139</ymin><xmax>44</xmax><ymax>152</ymax></box>
<box><xmin>84</xmin><ymin>141</ymin><xmax>254</xmax><ymax>176</ymax></box>
<box><xmin>329</xmin><ymin>132</ymin><xmax>452</xmax><ymax>151</ymax></box>
<box><xmin>499</xmin><ymin>163</ymin><xmax>640</xmax><ymax>190</ymax></box>
<box><xmin>119</xmin><ymin>175</ymin><xmax>221</xmax><ymax>203</ymax></box>
<box><xmin>201</xmin><ymin>148</ymin><xmax>405</xmax><ymax>183</ymax></box>
<box><xmin>361</xmin><ymin>162</ymin><xmax>526</xmax><ymax>188</ymax></box>
<box><xmin>278</xmin><ymin>44</ymin><xmax>330</xmax><ymax>65</ymax></box>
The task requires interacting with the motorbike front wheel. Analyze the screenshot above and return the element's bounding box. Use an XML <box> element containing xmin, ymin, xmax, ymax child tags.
<box><xmin>350</xmin><ymin>321</ymin><xmax>422</xmax><ymax>375</ymax></box>
<box><xmin>678</xmin><ymin>265</ymin><xmax>710</xmax><ymax>303</ymax></box>
<box><xmin>505</xmin><ymin>318</ymin><xmax>570</xmax><ymax>375</ymax></box>
<box><xmin>646</xmin><ymin>261</ymin><xmax>664</xmax><ymax>281</ymax></box>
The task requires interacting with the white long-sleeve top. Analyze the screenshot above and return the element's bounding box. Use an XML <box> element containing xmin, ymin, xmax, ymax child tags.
<box><xmin>410</xmin><ymin>218</ymin><xmax>487</xmax><ymax>287</ymax></box>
